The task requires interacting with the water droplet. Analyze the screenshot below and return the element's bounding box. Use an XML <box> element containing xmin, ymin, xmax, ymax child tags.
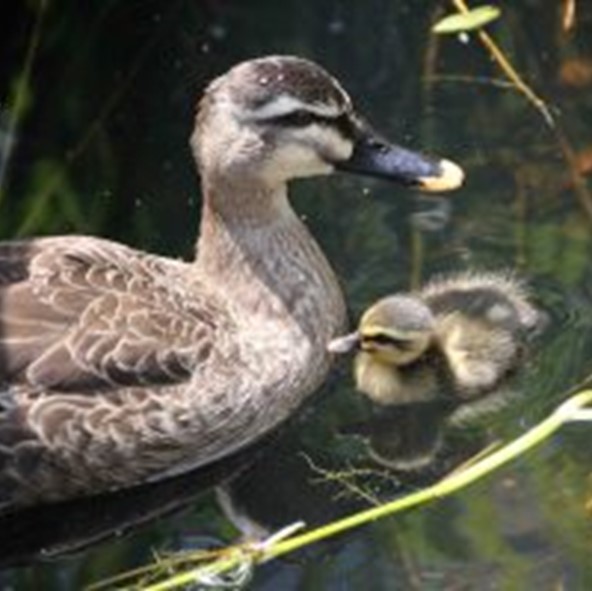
<box><xmin>209</xmin><ymin>24</ymin><xmax>227</xmax><ymax>40</ymax></box>
<box><xmin>328</xmin><ymin>19</ymin><xmax>345</xmax><ymax>34</ymax></box>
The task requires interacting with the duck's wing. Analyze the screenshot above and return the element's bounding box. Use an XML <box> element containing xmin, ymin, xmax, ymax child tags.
<box><xmin>0</xmin><ymin>236</ymin><xmax>220</xmax><ymax>392</ymax></box>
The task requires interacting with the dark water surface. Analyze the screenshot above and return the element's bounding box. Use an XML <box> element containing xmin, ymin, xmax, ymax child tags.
<box><xmin>1</xmin><ymin>1</ymin><xmax>592</xmax><ymax>589</ymax></box>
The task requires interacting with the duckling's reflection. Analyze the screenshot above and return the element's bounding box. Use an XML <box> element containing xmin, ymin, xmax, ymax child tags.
<box><xmin>329</xmin><ymin>271</ymin><xmax>543</xmax><ymax>472</ymax></box>
<box><xmin>339</xmin><ymin>387</ymin><xmax>520</xmax><ymax>473</ymax></box>
<box><xmin>340</xmin><ymin>400</ymin><xmax>455</xmax><ymax>472</ymax></box>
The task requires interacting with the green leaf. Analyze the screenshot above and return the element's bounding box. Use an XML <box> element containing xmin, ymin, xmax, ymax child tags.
<box><xmin>432</xmin><ymin>6</ymin><xmax>501</xmax><ymax>34</ymax></box>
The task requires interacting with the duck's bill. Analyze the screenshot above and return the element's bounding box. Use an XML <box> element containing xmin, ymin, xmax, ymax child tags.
<box><xmin>335</xmin><ymin>135</ymin><xmax>464</xmax><ymax>192</ymax></box>
<box><xmin>327</xmin><ymin>332</ymin><xmax>361</xmax><ymax>354</ymax></box>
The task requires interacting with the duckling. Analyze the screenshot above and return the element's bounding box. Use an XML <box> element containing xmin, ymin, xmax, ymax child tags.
<box><xmin>0</xmin><ymin>56</ymin><xmax>463</xmax><ymax>511</ymax></box>
<box><xmin>331</xmin><ymin>272</ymin><xmax>540</xmax><ymax>470</ymax></box>
<box><xmin>329</xmin><ymin>272</ymin><xmax>541</xmax><ymax>405</ymax></box>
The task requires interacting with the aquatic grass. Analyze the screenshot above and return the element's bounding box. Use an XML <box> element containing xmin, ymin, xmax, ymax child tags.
<box><xmin>438</xmin><ymin>0</ymin><xmax>554</xmax><ymax>127</ymax></box>
<box><xmin>432</xmin><ymin>1</ymin><xmax>592</xmax><ymax>221</ymax></box>
<box><xmin>88</xmin><ymin>389</ymin><xmax>592</xmax><ymax>591</ymax></box>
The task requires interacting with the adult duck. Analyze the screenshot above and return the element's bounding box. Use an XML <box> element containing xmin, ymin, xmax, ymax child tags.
<box><xmin>0</xmin><ymin>56</ymin><xmax>463</xmax><ymax>510</ymax></box>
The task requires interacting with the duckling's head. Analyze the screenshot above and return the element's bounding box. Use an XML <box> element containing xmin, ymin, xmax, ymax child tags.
<box><xmin>329</xmin><ymin>295</ymin><xmax>436</xmax><ymax>365</ymax></box>
<box><xmin>329</xmin><ymin>295</ymin><xmax>437</xmax><ymax>404</ymax></box>
<box><xmin>359</xmin><ymin>295</ymin><xmax>436</xmax><ymax>364</ymax></box>
<box><xmin>192</xmin><ymin>56</ymin><xmax>464</xmax><ymax>189</ymax></box>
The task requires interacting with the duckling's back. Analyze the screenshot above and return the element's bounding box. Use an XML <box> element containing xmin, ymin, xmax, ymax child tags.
<box><xmin>420</xmin><ymin>272</ymin><xmax>541</xmax><ymax>395</ymax></box>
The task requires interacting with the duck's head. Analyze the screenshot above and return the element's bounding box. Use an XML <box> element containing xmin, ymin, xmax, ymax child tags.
<box><xmin>192</xmin><ymin>56</ymin><xmax>464</xmax><ymax>190</ymax></box>
<box><xmin>328</xmin><ymin>295</ymin><xmax>436</xmax><ymax>366</ymax></box>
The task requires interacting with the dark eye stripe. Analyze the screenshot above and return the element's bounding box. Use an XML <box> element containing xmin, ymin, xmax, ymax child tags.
<box><xmin>362</xmin><ymin>333</ymin><xmax>415</xmax><ymax>350</ymax></box>
<box><xmin>333</xmin><ymin>113</ymin><xmax>358</xmax><ymax>138</ymax></box>
<box><xmin>269</xmin><ymin>110</ymin><xmax>321</xmax><ymax>127</ymax></box>
<box><xmin>267</xmin><ymin>110</ymin><xmax>356</xmax><ymax>138</ymax></box>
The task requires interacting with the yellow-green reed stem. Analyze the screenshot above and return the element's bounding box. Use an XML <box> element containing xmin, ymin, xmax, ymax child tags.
<box><xmin>128</xmin><ymin>390</ymin><xmax>592</xmax><ymax>591</ymax></box>
<box><xmin>259</xmin><ymin>390</ymin><xmax>592</xmax><ymax>562</ymax></box>
<box><xmin>261</xmin><ymin>390</ymin><xmax>592</xmax><ymax>561</ymax></box>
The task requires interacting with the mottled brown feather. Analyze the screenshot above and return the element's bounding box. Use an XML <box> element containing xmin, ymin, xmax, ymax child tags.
<box><xmin>0</xmin><ymin>237</ymin><xmax>219</xmax><ymax>391</ymax></box>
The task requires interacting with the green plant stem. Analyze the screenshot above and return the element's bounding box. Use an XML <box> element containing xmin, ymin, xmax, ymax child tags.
<box><xmin>449</xmin><ymin>0</ymin><xmax>554</xmax><ymax>126</ymax></box>
<box><xmin>261</xmin><ymin>389</ymin><xmax>592</xmax><ymax>561</ymax></box>
<box><xmin>128</xmin><ymin>390</ymin><xmax>592</xmax><ymax>591</ymax></box>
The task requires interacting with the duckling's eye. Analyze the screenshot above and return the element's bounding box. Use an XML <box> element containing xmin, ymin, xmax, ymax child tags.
<box><xmin>362</xmin><ymin>334</ymin><xmax>413</xmax><ymax>350</ymax></box>
<box><xmin>364</xmin><ymin>334</ymin><xmax>392</xmax><ymax>346</ymax></box>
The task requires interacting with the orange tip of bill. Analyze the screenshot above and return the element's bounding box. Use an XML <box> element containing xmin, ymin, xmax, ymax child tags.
<box><xmin>419</xmin><ymin>158</ymin><xmax>465</xmax><ymax>193</ymax></box>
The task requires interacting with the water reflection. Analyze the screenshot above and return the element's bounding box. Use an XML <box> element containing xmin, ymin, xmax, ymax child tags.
<box><xmin>0</xmin><ymin>440</ymin><xmax>259</xmax><ymax>567</ymax></box>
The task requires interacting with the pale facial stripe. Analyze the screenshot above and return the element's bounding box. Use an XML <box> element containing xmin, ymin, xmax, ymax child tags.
<box><xmin>245</xmin><ymin>95</ymin><xmax>344</xmax><ymax>121</ymax></box>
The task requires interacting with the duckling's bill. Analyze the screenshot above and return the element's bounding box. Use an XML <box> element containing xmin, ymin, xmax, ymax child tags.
<box><xmin>327</xmin><ymin>331</ymin><xmax>361</xmax><ymax>354</ymax></box>
<box><xmin>335</xmin><ymin>135</ymin><xmax>464</xmax><ymax>192</ymax></box>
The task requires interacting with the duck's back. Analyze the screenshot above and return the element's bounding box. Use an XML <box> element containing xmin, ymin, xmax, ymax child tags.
<box><xmin>0</xmin><ymin>236</ymin><xmax>227</xmax><ymax>510</ymax></box>
<box><xmin>0</xmin><ymin>236</ymin><xmax>221</xmax><ymax>388</ymax></box>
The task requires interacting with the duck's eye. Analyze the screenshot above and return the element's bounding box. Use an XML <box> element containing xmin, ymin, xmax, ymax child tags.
<box><xmin>333</xmin><ymin>113</ymin><xmax>358</xmax><ymax>138</ymax></box>
<box><xmin>270</xmin><ymin>110</ymin><xmax>323</xmax><ymax>127</ymax></box>
<box><xmin>266</xmin><ymin>110</ymin><xmax>358</xmax><ymax>141</ymax></box>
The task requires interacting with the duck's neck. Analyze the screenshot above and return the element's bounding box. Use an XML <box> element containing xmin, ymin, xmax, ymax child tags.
<box><xmin>194</xmin><ymin>177</ymin><xmax>346</xmax><ymax>343</ymax></box>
